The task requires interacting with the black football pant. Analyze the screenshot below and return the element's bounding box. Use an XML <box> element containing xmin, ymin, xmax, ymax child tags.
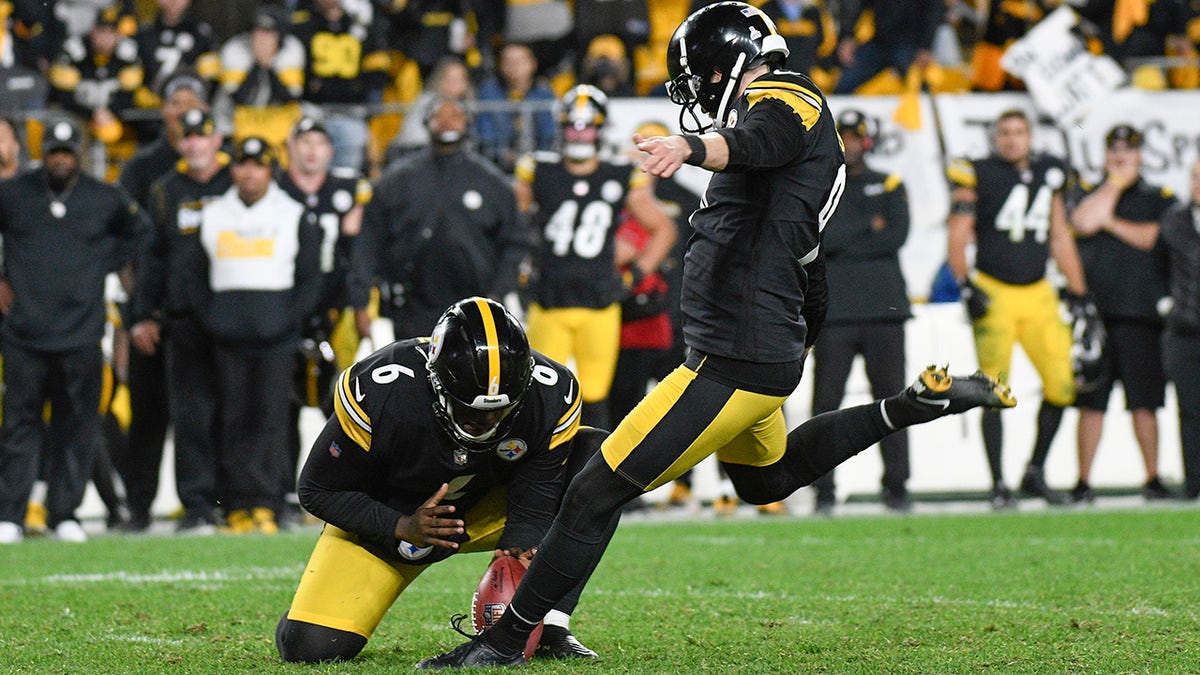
<box><xmin>0</xmin><ymin>341</ymin><xmax>102</xmax><ymax>526</ymax></box>
<box><xmin>115</xmin><ymin>346</ymin><xmax>170</xmax><ymax>518</ymax></box>
<box><xmin>165</xmin><ymin>316</ymin><xmax>220</xmax><ymax>514</ymax></box>
<box><xmin>1164</xmin><ymin>330</ymin><xmax>1200</xmax><ymax>499</ymax></box>
<box><xmin>214</xmin><ymin>342</ymin><xmax>294</xmax><ymax>513</ymax></box>
<box><xmin>810</xmin><ymin>322</ymin><xmax>910</xmax><ymax>499</ymax></box>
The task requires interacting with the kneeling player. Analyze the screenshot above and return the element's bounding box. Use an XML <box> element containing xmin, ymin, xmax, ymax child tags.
<box><xmin>275</xmin><ymin>297</ymin><xmax>613</xmax><ymax>663</ymax></box>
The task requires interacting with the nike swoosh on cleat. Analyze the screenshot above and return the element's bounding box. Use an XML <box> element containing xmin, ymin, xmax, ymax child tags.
<box><xmin>915</xmin><ymin>396</ymin><xmax>950</xmax><ymax>409</ymax></box>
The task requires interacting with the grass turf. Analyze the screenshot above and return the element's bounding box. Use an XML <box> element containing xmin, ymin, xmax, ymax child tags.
<box><xmin>2</xmin><ymin>506</ymin><xmax>1198</xmax><ymax>673</ymax></box>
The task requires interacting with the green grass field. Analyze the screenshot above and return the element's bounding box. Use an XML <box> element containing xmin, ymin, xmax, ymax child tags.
<box><xmin>2</xmin><ymin>506</ymin><xmax>1199</xmax><ymax>673</ymax></box>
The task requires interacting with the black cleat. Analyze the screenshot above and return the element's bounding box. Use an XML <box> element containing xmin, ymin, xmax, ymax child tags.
<box><xmin>989</xmin><ymin>485</ymin><xmax>1016</xmax><ymax>511</ymax></box>
<box><xmin>900</xmin><ymin>365</ymin><xmax>1017</xmax><ymax>424</ymax></box>
<box><xmin>1019</xmin><ymin>466</ymin><xmax>1067</xmax><ymax>505</ymax></box>
<box><xmin>535</xmin><ymin>625</ymin><xmax>598</xmax><ymax>660</ymax></box>
<box><xmin>881</xmin><ymin>487</ymin><xmax>913</xmax><ymax>513</ymax></box>
<box><xmin>416</xmin><ymin>638</ymin><xmax>526</xmax><ymax>670</ymax></box>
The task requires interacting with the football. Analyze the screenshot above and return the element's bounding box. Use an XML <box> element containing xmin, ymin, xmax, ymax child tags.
<box><xmin>471</xmin><ymin>555</ymin><xmax>544</xmax><ymax>659</ymax></box>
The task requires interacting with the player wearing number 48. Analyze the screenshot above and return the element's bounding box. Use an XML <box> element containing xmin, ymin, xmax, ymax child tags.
<box><xmin>946</xmin><ymin>109</ymin><xmax>1092</xmax><ymax>509</ymax></box>
<box><xmin>514</xmin><ymin>84</ymin><xmax>676</xmax><ymax>431</ymax></box>
<box><xmin>275</xmin><ymin>297</ymin><xmax>612</xmax><ymax>663</ymax></box>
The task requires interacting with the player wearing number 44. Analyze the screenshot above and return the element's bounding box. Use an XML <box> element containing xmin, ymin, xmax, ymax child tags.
<box><xmin>946</xmin><ymin>108</ymin><xmax>1092</xmax><ymax>509</ymax></box>
<box><xmin>514</xmin><ymin>85</ymin><xmax>677</xmax><ymax>431</ymax></box>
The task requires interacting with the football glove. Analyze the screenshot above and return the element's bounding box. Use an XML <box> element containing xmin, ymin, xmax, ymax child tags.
<box><xmin>959</xmin><ymin>279</ymin><xmax>990</xmax><ymax>321</ymax></box>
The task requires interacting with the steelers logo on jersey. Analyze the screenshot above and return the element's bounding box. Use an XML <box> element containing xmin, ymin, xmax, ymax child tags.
<box><xmin>572</xmin><ymin>180</ymin><xmax>589</xmax><ymax>197</ymax></box>
<box><xmin>495</xmin><ymin>439</ymin><xmax>528</xmax><ymax>461</ymax></box>
<box><xmin>601</xmin><ymin>180</ymin><xmax>623</xmax><ymax>203</ymax></box>
<box><xmin>1045</xmin><ymin>167</ymin><xmax>1065</xmax><ymax>190</ymax></box>
<box><xmin>332</xmin><ymin>189</ymin><xmax>354</xmax><ymax>212</ymax></box>
<box><xmin>463</xmin><ymin>190</ymin><xmax>483</xmax><ymax>210</ymax></box>
<box><xmin>397</xmin><ymin>540</ymin><xmax>435</xmax><ymax>560</ymax></box>
<box><xmin>727</xmin><ymin>108</ymin><xmax>739</xmax><ymax>128</ymax></box>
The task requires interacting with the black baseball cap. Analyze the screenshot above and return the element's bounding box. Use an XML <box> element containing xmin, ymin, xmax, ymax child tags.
<box><xmin>1105</xmin><ymin>124</ymin><xmax>1143</xmax><ymax>149</ymax></box>
<box><xmin>233</xmin><ymin>136</ymin><xmax>276</xmax><ymax>165</ymax></box>
<box><xmin>180</xmin><ymin>108</ymin><xmax>215</xmax><ymax>137</ymax></box>
<box><xmin>253</xmin><ymin>6</ymin><xmax>287</xmax><ymax>33</ymax></box>
<box><xmin>291</xmin><ymin>116</ymin><xmax>329</xmax><ymax>139</ymax></box>
<box><xmin>42</xmin><ymin>118</ymin><xmax>83</xmax><ymax>155</ymax></box>
<box><xmin>163</xmin><ymin>73</ymin><xmax>207</xmax><ymax>101</ymax></box>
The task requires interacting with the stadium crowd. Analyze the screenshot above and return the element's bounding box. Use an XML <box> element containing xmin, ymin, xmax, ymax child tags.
<box><xmin>0</xmin><ymin>0</ymin><xmax>1198</xmax><ymax>544</ymax></box>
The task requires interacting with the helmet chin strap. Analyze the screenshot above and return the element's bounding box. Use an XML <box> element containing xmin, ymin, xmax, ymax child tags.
<box><xmin>712</xmin><ymin>52</ymin><xmax>747</xmax><ymax>129</ymax></box>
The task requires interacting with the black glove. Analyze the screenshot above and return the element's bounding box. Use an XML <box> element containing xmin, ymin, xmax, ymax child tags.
<box><xmin>959</xmin><ymin>279</ymin><xmax>990</xmax><ymax>321</ymax></box>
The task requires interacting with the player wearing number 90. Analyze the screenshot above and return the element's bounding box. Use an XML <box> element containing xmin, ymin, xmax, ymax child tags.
<box><xmin>276</xmin><ymin>297</ymin><xmax>614</xmax><ymax>663</ymax></box>
<box><xmin>946</xmin><ymin>109</ymin><xmax>1090</xmax><ymax>509</ymax></box>
<box><xmin>515</xmin><ymin>85</ymin><xmax>676</xmax><ymax>430</ymax></box>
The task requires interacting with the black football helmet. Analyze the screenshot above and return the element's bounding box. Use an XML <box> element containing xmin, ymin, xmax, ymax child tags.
<box><xmin>666</xmin><ymin>1</ymin><xmax>789</xmax><ymax>132</ymax></box>
<box><xmin>1067</xmin><ymin>299</ymin><xmax>1106</xmax><ymax>394</ymax></box>
<box><xmin>557</xmin><ymin>84</ymin><xmax>609</xmax><ymax>160</ymax></box>
<box><xmin>427</xmin><ymin>297</ymin><xmax>535</xmax><ymax>453</ymax></box>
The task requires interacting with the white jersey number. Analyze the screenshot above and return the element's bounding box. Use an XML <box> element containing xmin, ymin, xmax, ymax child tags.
<box><xmin>543</xmin><ymin>200</ymin><xmax>614</xmax><ymax>259</ymax></box>
<box><xmin>995</xmin><ymin>184</ymin><xmax>1052</xmax><ymax>243</ymax></box>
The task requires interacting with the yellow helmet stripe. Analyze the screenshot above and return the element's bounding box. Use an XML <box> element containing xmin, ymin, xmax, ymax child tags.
<box><xmin>473</xmin><ymin>297</ymin><xmax>501</xmax><ymax>396</ymax></box>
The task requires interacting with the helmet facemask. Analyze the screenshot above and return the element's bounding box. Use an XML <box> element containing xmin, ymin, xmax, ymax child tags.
<box><xmin>558</xmin><ymin>85</ymin><xmax>608</xmax><ymax>161</ymax></box>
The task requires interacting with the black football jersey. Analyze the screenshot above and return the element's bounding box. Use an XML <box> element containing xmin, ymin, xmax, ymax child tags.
<box><xmin>947</xmin><ymin>154</ymin><xmax>1068</xmax><ymax>285</ymax></box>
<box><xmin>682</xmin><ymin>69</ymin><xmax>845</xmax><ymax>364</ymax></box>
<box><xmin>278</xmin><ymin>168</ymin><xmax>372</xmax><ymax>276</ymax></box>
<box><xmin>516</xmin><ymin>153</ymin><xmax>647</xmax><ymax>309</ymax></box>
<box><xmin>311</xmin><ymin>337</ymin><xmax>582</xmax><ymax>563</ymax></box>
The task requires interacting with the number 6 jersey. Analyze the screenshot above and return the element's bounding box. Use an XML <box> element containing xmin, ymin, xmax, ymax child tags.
<box><xmin>515</xmin><ymin>152</ymin><xmax>647</xmax><ymax>309</ymax></box>
<box><xmin>946</xmin><ymin>153</ymin><xmax>1069</xmax><ymax>285</ymax></box>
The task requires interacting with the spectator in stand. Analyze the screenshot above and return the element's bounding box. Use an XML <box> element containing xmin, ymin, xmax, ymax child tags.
<box><xmin>0</xmin><ymin>2</ymin><xmax>53</xmax><ymax>113</ymax></box>
<box><xmin>810</xmin><ymin>110</ymin><xmax>914</xmax><ymax>515</ymax></box>
<box><xmin>757</xmin><ymin>0</ymin><xmax>837</xmax><ymax>85</ymax></box>
<box><xmin>134</xmin><ymin>0</ymin><xmax>219</xmax><ymax>108</ymax></box>
<box><xmin>573</xmin><ymin>0</ymin><xmax>650</xmax><ymax>75</ymax></box>
<box><xmin>292</xmin><ymin>0</ymin><xmax>391</xmax><ymax>172</ymax></box>
<box><xmin>833</xmin><ymin>0</ymin><xmax>944</xmax><ymax>94</ymax></box>
<box><xmin>476</xmin><ymin>42</ymin><xmax>556</xmax><ymax>174</ymax></box>
<box><xmin>182</xmin><ymin>136</ymin><xmax>322</xmax><ymax>535</ymax></box>
<box><xmin>0</xmin><ymin>118</ymin><xmax>150</xmax><ymax>545</ymax></box>
<box><xmin>47</xmin><ymin>3</ymin><xmax>146</xmax><ymax>148</ymax></box>
<box><xmin>579</xmin><ymin>35</ymin><xmax>637</xmax><ymax>98</ymax></box>
<box><xmin>388</xmin><ymin>55</ymin><xmax>474</xmax><ymax>159</ymax></box>
<box><xmin>119</xmin><ymin>72</ymin><xmax>208</xmax><ymax>206</ymax></box>
<box><xmin>0</xmin><ymin>115</ymin><xmax>21</xmax><ymax>179</ymax></box>
<box><xmin>212</xmin><ymin>6</ymin><xmax>305</xmax><ymax>143</ymax></box>
<box><xmin>970</xmin><ymin>0</ymin><xmax>1054</xmax><ymax>92</ymax></box>
<box><xmin>503</xmin><ymin>0</ymin><xmax>574</xmax><ymax>78</ymax></box>
<box><xmin>1070</xmin><ymin>124</ymin><xmax>1178</xmax><ymax>502</ymax></box>
<box><xmin>1158</xmin><ymin>159</ymin><xmax>1200</xmax><ymax>500</ymax></box>
<box><xmin>1073</xmin><ymin>0</ymin><xmax>1184</xmax><ymax>88</ymax></box>
<box><xmin>382</xmin><ymin>0</ymin><xmax>479</xmax><ymax>81</ymax></box>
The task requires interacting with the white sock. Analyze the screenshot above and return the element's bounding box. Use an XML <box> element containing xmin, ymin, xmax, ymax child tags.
<box><xmin>542</xmin><ymin>610</ymin><xmax>570</xmax><ymax>629</ymax></box>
